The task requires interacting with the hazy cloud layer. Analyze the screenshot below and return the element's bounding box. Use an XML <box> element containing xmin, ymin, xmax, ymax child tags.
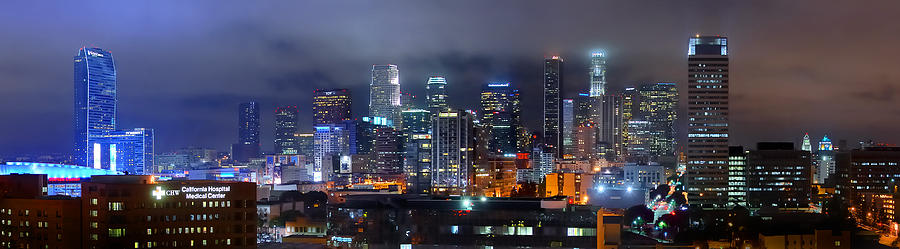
<box><xmin>1</xmin><ymin>0</ymin><xmax>899</xmax><ymax>154</ymax></box>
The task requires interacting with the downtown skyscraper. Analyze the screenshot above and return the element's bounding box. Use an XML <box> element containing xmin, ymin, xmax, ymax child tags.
<box><xmin>369</xmin><ymin>65</ymin><xmax>401</xmax><ymax>127</ymax></box>
<box><xmin>313</xmin><ymin>88</ymin><xmax>352</xmax><ymax>125</ymax></box>
<box><xmin>73</xmin><ymin>47</ymin><xmax>154</xmax><ymax>173</ymax></box>
<box><xmin>589</xmin><ymin>51</ymin><xmax>607</xmax><ymax>97</ymax></box>
<box><xmin>431</xmin><ymin>110</ymin><xmax>475</xmax><ymax>196</ymax></box>
<box><xmin>74</xmin><ymin>47</ymin><xmax>117</xmax><ymax>167</ymax></box>
<box><xmin>543</xmin><ymin>56</ymin><xmax>564</xmax><ymax>157</ymax></box>
<box><xmin>480</xmin><ymin>82</ymin><xmax>521</xmax><ymax>155</ymax></box>
<box><xmin>426</xmin><ymin>76</ymin><xmax>449</xmax><ymax>116</ymax></box>
<box><xmin>274</xmin><ymin>106</ymin><xmax>299</xmax><ymax>154</ymax></box>
<box><xmin>685</xmin><ymin>35</ymin><xmax>730</xmax><ymax>208</ymax></box>
<box><xmin>232</xmin><ymin>101</ymin><xmax>260</xmax><ymax>162</ymax></box>
<box><xmin>623</xmin><ymin>82</ymin><xmax>679</xmax><ymax>163</ymax></box>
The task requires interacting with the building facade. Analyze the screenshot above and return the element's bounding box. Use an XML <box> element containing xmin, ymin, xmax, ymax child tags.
<box><xmin>274</xmin><ymin>106</ymin><xmax>299</xmax><ymax>155</ymax></box>
<box><xmin>74</xmin><ymin>47</ymin><xmax>117</xmax><ymax>168</ymax></box>
<box><xmin>480</xmin><ymin>82</ymin><xmax>521</xmax><ymax>155</ymax></box>
<box><xmin>685</xmin><ymin>35</ymin><xmax>730</xmax><ymax>208</ymax></box>
<box><xmin>313</xmin><ymin>89</ymin><xmax>351</xmax><ymax>125</ymax></box>
<box><xmin>369</xmin><ymin>65</ymin><xmax>401</xmax><ymax>127</ymax></box>
<box><xmin>589</xmin><ymin>51</ymin><xmax>607</xmax><ymax>97</ymax></box>
<box><xmin>431</xmin><ymin>110</ymin><xmax>475</xmax><ymax>195</ymax></box>
<box><xmin>425</xmin><ymin>76</ymin><xmax>448</xmax><ymax>116</ymax></box>
<box><xmin>543</xmin><ymin>56</ymin><xmax>564</xmax><ymax>157</ymax></box>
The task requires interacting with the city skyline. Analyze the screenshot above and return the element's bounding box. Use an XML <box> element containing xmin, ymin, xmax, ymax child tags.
<box><xmin>2</xmin><ymin>1</ymin><xmax>900</xmax><ymax>155</ymax></box>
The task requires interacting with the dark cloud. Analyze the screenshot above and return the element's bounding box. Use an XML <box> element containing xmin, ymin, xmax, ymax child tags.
<box><xmin>1</xmin><ymin>0</ymin><xmax>900</xmax><ymax>155</ymax></box>
<box><xmin>851</xmin><ymin>83</ymin><xmax>898</xmax><ymax>102</ymax></box>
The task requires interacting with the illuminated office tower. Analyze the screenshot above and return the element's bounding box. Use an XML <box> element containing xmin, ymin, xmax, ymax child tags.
<box><xmin>313</xmin><ymin>124</ymin><xmax>350</xmax><ymax>182</ymax></box>
<box><xmin>297</xmin><ymin>133</ymin><xmax>314</xmax><ymax>158</ymax></box>
<box><xmin>480</xmin><ymin>82</ymin><xmax>521</xmax><ymax>155</ymax></box>
<box><xmin>369</xmin><ymin>65</ymin><xmax>401</xmax><ymax>127</ymax></box>
<box><xmin>639</xmin><ymin>82</ymin><xmax>678</xmax><ymax>161</ymax></box>
<box><xmin>401</xmin><ymin>109</ymin><xmax>431</xmax><ymax>134</ymax></box>
<box><xmin>313</xmin><ymin>88</ymin><xmax>351</xmax><ymax>125</ymax></box>
<box><xmin>562</xmin><ymin>99</ymin><xmax>575</xmax><ymax>155</ymax></box>
<box><xmin>801</xmin><ymin>133</ymin><xmax>812</xmax><ymax>152</ymax></box>
<box><xmin>685</xmin><ymin>35</ymin><xmax>730</xmax><ymax>208</ymax></box>
<box><xmin>815</xmin><ymin>135</ymin><xmax>836</xmax><ymax>184</ymax></box>
<box><xmin>426</xmin><ymin>76</ymin><xmax>449</xmax><ymax>116</ymax></box>
<box><xmin>404</xmin><ymin>133</ymin><xmax>432</xmax><ymax>194</ymax></box>
<box><xmin>727</xmin><ymin>146</ymin><xmax>747</xmax><ymax>207</ymax></box>
<box><xmin>74</xmin><ymin>47</ymin><xmax>117</xmax><ymax>167</ymax></box>
<box><xmin>589</xmin><ymin>51</ymin><xmax>607</xmax><ymax>97</ymax></box>
<box><xmin>620</xmin><ymin>87</ymin><xmax>638</xmax><ymax>159</ymax></box>
<box><xmin>232</xmin><ymin>101</ymin><xmax>260</xmax><ymax>162</ymax></box>
<box><xmin>275</xmin><ymin>106</ymin><xmax>299</xmax><ymax>154</ymax></box>
<box><xmin>543</xmin><ymin>56</ymin><xmax>564</xmax><ymax>157</ymax></box>
<box><xmin>431</xmin><ymin>110</ymin><xmax>475</xmax><ymax>196</ymax></box>
<box><xmin>401</xmin><ymin>109</ymin><xmax>433</xmax><ymax>193</ymax></box>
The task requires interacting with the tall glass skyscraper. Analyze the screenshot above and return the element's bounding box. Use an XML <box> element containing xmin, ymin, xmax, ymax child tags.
<box><xmin>589</xmin><ymin>51</ymin><xmax>607</xmax><ymax>97</ymax></box>
<box><xmin>74</xmin><ymin>47</ymin><xmax>117</xmax><ymax>167</ymax></box>
<box><xmin>275</xmin><ymin>106</ymin><xmax>299</xmax><ymax>154</ymax></box>
<box><xmin>232</xmin><ymin>101</ymin><xmax>260</xmax><ymax>162</ymax></box>
<box><xmin>562</xmin><ymin>99</ymin><xmax>574</xmax><ymax>155</ymax></box>
<box><xmin>685</xmin><ymin>35</ymin><xmax>730</xmax><ymax>208</ymax></box>
<box><xmin>313</xmin><ymin>89</ymin><xmax>352</xmax><ymax>125</ymax></box>
<box><xmin>369</xmin><ymin>65</ymin><xmax>401</xmax><ymax>127</ymax></box>
<box><xmin>426</xmin><ymin>76</ymin><xmax>448</xmax><ymax>116</ymax></box>
<box><xmin>480</xmin><ymin>82</ymin><xmax>520</xmax><ymax>155</ymax></box>
<box><xmin>431</xmin><ymin>110</ymin><xmax>475</xmax><ymax>196</ymax></box>
<box><xmin>543</xmin><ymin>56</ymin><xmax>564</xmax><ymax>157</ymax></box>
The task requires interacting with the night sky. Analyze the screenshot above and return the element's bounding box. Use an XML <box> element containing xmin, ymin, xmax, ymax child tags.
<box><xmin>1</xmin><ymin>1</ymin><xmax>899</xmax><ymax>155</ymax></box>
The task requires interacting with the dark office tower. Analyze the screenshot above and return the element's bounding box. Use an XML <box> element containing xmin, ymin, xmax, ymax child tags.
<box><xmin>562</xmin><ymin>99</ymin><xmax>575</xmax><ymax>155</ymax></box>
<box><xmin>374</xmin><ymin>126</ymin><xmax>403</xmax><ymax>176</ymax></box>
<box><xmin>232</xmin><ymin>101</ymin><xmax>260</xmax><ymax>162</ymax></box>
<box><xmin>432</xmin><ymin>110</ymin><xmax>475</xmax><ymax>196</ymax></box>
<box><xmin>296</xmin><ymin>133</ymin><xmax>314</xmax><ymax>158</ymax></box>
<box><xmin>480</xmin><ymin>82</ymin><xmax>521</xmax><ymax>155</ymax></box>
<box><xmin>274</xmin><ymin>106</ymin><xmax>299</xmax><ymax>154</ymax></box>
<box><xmin>313</xmin><ymin>88</ymin><xmax>351</xmax><ymax>125</ymax></box>
<box><xmin>401</xmin><ymin>91</ymin><xmax>418</xmax><ymax>111</ymax></box>
<box><xmin>685</xmin><ymin>35</ymin><xmax>730</xmax><ymax>208</ymax></box>
<box><xmin>597</xmin><ymin>95</ymin><xmax>622</xmax><ymax>161</ymax></box>
<box><xmin>370</xmin><ymin>65</ymin><xmax>401</xmax><ymax>127</ymax></box>
<box><xmin>573</xmin><ymin>93</ymin><xmax>594</xmax><ymax>126</ymax></box>
<box><xmin>74</xmin><ymin>47</ymin><xmax>117</xmax><ymax>167</ymax></box>
<box><xmin>238</xmin><ymin>101</ymin><xmax>260</xmax><ymax>145</ymax></box>
<box><xmin>589</xmin><ymin>51</ymin><xmax>607</xmax><ymax>97</ymax></box>
<box><xmin>543</xmin><ymin>56</ymin><xmax>564</xmax><ymax>157</ymax></box>
<box><xmin>746</xmin><ymin>142</ymin><xmax>812</xmax><ymax>209</ymax></box>
<box><xmin>426</xmin><ymin>76</ymin><xmax>449</xmax><ymax>116</ymax></box>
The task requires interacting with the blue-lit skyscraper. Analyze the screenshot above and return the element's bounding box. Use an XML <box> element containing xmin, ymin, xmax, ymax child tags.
<box><xmin>95</xmin><ymin>128</ymin><xmax>154</xmax><ymax>174</ymax></box>
<box><xmin>74</xmin><ymin>47</ymin><xmax>117</xmax><ymax>167</ymax></box>
<box><xmin>232</xmin><ymin>101</ymin><xmax>261</xmax><ymax>162</ymax></box>
<box><xmin>314</xmin><ymin>124</ymin><xmax>350</xmax><ymax>182</ymax></box>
